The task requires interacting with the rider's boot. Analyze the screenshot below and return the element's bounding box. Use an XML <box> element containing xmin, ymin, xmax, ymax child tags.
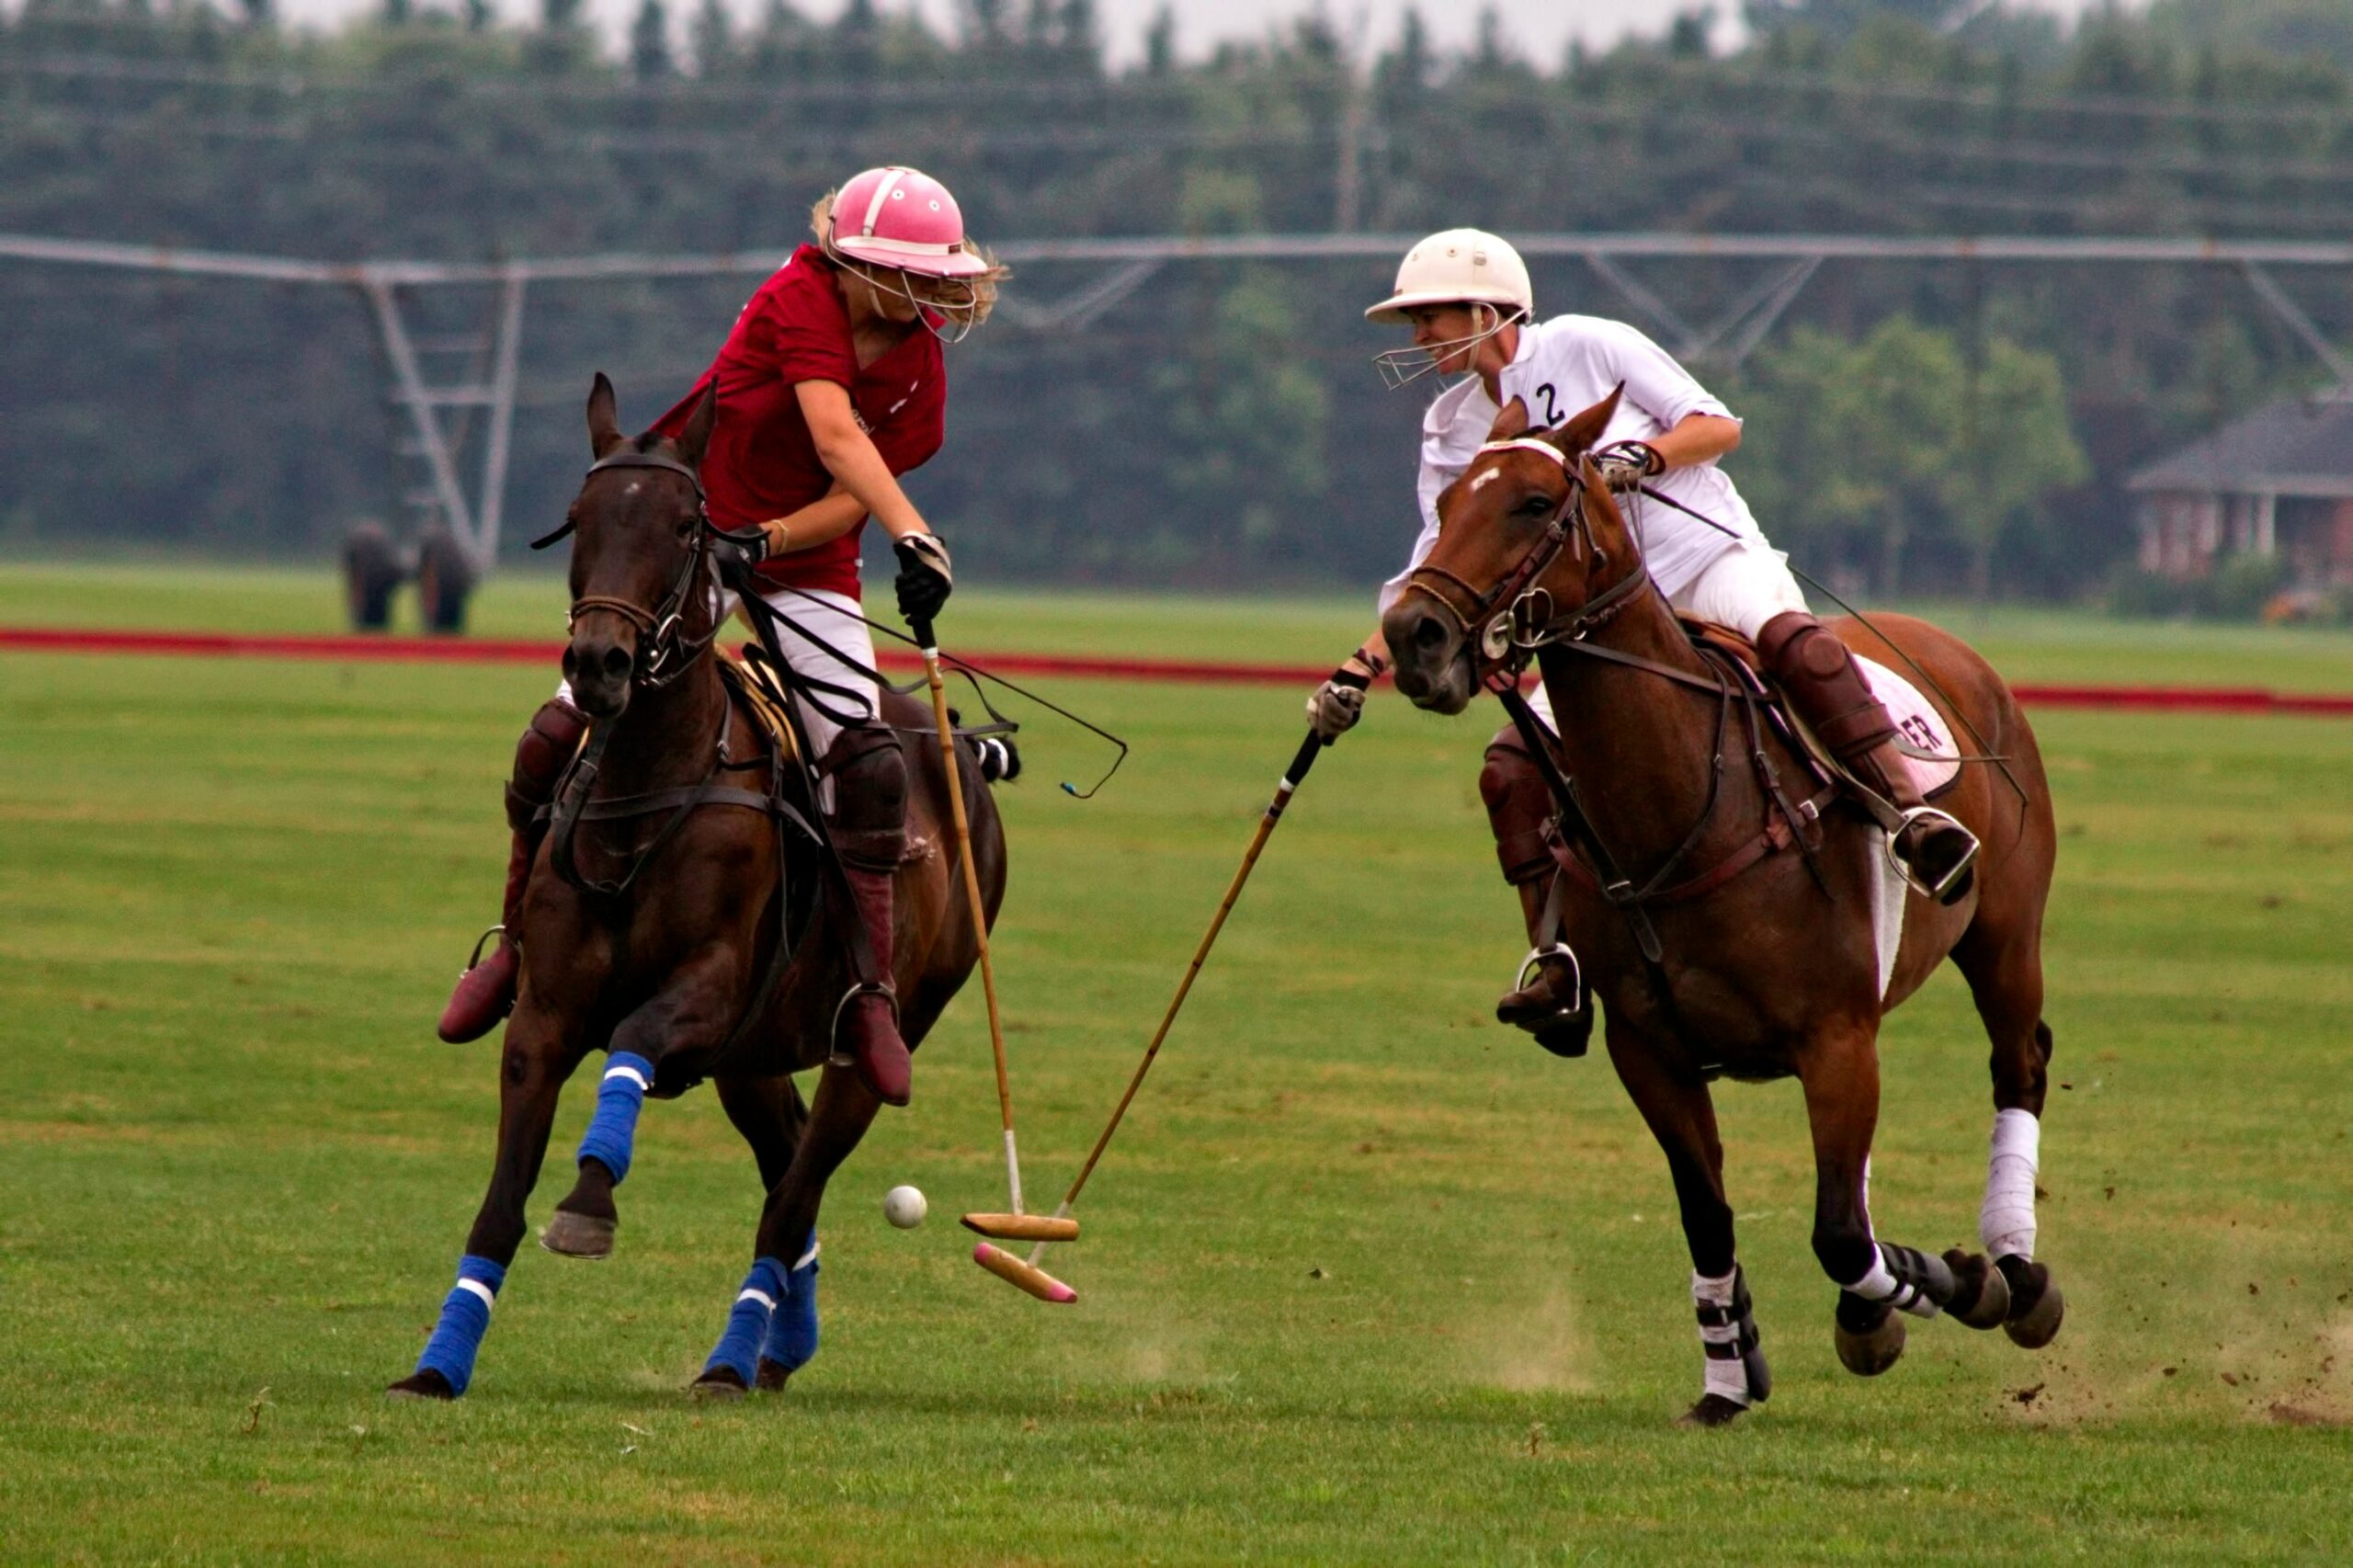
<box><xmin>825</xmin><ymin>727</ymin><xmax>914</xmax><ymax>1108</ymax></box>
<box><xmin>1757</xmin><ymin>612</ymin><xmax>1979</xmax><ymax>905</ymax></box>
<box><xmin>438</xmin><ymin>698</ymin><xmax>587</xmax><ymax>1043</ymax></box>
<box><xmin>1481</xmin><ymin>725</ymin><xmax>1592</xmax><ymax>1058</ymax></box>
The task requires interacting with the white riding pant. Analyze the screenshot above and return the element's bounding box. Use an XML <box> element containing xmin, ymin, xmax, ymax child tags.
<box><xmin>1525</xmin><ymin>543</ymin><xmax>1806</xmax><ymax>733</ymax></box>
<box><xmin>554</xmin><ymin>582</ymin><xmax>879</xmax><ymax>808</ymax></box>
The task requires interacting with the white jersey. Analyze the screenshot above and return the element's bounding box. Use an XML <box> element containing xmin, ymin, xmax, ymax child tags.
<box><xmin>1381</xmin><ymin>314</ymin><xmax>1765</xmax><ymax>613</ymax></box>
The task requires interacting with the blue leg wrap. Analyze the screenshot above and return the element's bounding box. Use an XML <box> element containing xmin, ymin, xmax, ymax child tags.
<box><xmin>759</xmin><ymin>1235</ymin><xmax>821</xmax><ymax>1376</ymax></box>
<box><xmin>414</xmin><ymin>1255</ymin><xmax>507</xmax><ymax>1397</ymax></box>
<box><xmin>703</xmin><ymin>1256</ymin><xmax>789</xmax><ymax>1388</ymax></box>
<box><xmin>574</xmin><ymin>1051</ymin><xmax>653</xmax><ymax>1186</ymax></box>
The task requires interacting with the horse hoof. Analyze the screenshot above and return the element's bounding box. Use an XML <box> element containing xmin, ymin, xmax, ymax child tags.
<box><xmin>1833</xmin><ymin>1295</ymin><xmax>1907</xmax><ymax>1376</ymax></box>
<box><xmin>1676</xmin><ymin>1393</ymin><xmax>1749</xmax><ymax>1428</ymax></box>
<box><xmin>1997</xmin><ymin>1256</ymin><xmax>2065</xmax><ymax>1349</ymax></box>
<box><xmin>540</xmin><ymin>1208</ymin><xmax>617</xmax><ymax>1259</ymax></box>
<box><xmin>385</xmin><ymin>1369</ymin><xmax>457</xmax><ymax>1401</ymax></box>
<box><xmin>691</xmin><ymin>1368</ymin><xmax>749</xmax><ymax>1401</ymax></box>
<box><xmin>755</xmin><ymin>1358</ymin><xmax>793</xmax><ymax>1393</ymax></box>
<box><xmin>1943</xmin><ymin>1248</ymin><xmax>2012</xmax><ymax>1331</ymax></box>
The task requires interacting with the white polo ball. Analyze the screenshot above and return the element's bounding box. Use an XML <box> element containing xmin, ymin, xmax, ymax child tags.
<box><xmin>882</xmin><ymin>1185</ymin><xmax>927</xmax><ymax>1229</ymax></box>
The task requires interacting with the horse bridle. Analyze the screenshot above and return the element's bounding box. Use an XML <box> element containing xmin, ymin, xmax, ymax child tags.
<box><xmin>531</xmin><ymin>449</ymin><xmax>722</xmax><ymax>691</ymax></box>
<box><xmin>1401</xmin><ymin>437</ymin><xmax>1651</xmax><ymax>676</ymax></box>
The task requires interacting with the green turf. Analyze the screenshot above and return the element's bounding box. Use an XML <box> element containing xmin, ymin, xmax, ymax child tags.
<box><xmin>3</xmin><ymin>573</ymin><xmax>2351</xmax><ymax>1564</ymax></box>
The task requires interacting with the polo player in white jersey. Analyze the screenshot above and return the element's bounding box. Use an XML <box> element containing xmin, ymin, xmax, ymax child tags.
<box><xmin>1306</xmin><ymin>228</ymin><xmax>1979</xmax><ymax>1052</ymax></box>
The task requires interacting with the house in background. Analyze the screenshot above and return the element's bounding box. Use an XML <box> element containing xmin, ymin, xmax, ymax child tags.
<box><xmin>2128</xmin><ymin>392</ymin><xmax>2353</xmax><ymax>586</ymax></box>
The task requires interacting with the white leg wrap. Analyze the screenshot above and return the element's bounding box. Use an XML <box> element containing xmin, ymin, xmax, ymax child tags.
<box><xmin>1692</xmin><ymin>1269</ymin><xmax>1753</xmax><ymax>1406</ymax></box>
<box><xmin>1980</xmin><ymin>1108</ymin><xmax>2040</xmax><ymax>1261</ymax></box>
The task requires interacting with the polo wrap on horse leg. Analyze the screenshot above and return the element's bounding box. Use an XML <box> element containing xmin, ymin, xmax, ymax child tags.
<box><xmin>1982</xmin><ymin>1108</ymin><xmax>2040</xmax><ymax>1262</ymax></box>
<box><xmin>574</xmin><ymin>1051</ymin><xmax>654</xmax><ymax>1186</ymax></box>
<box><xmin>1693</xmin><ymin>1266</ymin><xmax>1770</xmax><ymax>1407</ymax></box>
<box><xmin>756</xmin><ymin>1233</ymin><xmax>822</xmax><ymax>1388</ymax></box>
<box><xmin>824</xmin><ymin>725</ymin><xmax>914</xmax><ymax>1107</ymax></box>
<box><xmin>410</xmin><ymin>1254</ymin><xmax>507</xmax><ymax>1397</ymax></box>
<box><xmin>1757</xmin><ymin>611</ymin><xmax>1978</xmax><ymax>903</ymax></box>
<box><xmin>438</xmin><ymin>698</ymin><xmax>589</xmax><ymax>1043</ymax></box>
<box><xmin>703</xmin><ymin>1254</ymin><xmax>790</xmax><ymax>1391</ymax></box>
<box><xmin>1482</xmin><ymin>725</ymin><xmax>1590</xmax><ymax>1056</ymax></box>
<box><xmin>1843</xmin><ymin>1241</ymin><xmax>1956</xmax><ymax>1320</ymax></box>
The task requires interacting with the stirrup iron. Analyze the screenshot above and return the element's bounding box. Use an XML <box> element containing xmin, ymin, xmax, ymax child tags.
<box><xmin>1513</xmin><ymin>942</ymin><xmax>1585</xmax><ymax>1015</ymax></box>
<box><xmin>1886</xmin><ymin>806</ymin><xmax>1979</xmax><ymax>903</ymax></box>
<box><xmin>460</xmin><ymin>924</ymin><xmax>506</xmax><ymax>974</ymax></box>
<box><xmin>824</xmin><ymin>982</ymin><xmax>901</xmax><ymax>1068</ymax></box>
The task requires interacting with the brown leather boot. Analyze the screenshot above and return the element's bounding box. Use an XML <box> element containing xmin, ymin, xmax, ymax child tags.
<box><xmin>836</xmin><ymin>866</ymin><xmax>912</xmax><ymax>1107</ymax></box>
<box><xmin>438</xmin><ymin>698</ymin><xmax>586</xmax><ymax>1043</ymax></box>
<box><xmin>1481</xmin><ymin>726</ymin><xmax>1592</xmax><ymax>1057</ymax></box>
<box><xmin>825</xmin><ymin>727</ymin><xmax>913</xmax><ymax>1107</ymax></box>
<box><xmin>1757</xmin><ymin>613</ymin><xmax>1978</xmax><ymax>905</ymax></box>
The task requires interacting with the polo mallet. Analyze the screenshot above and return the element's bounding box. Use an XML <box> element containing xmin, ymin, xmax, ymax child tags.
<box><xmin>1003</xmin><ymin>729</ymin><xmax>1329</xmax><ymax>1291</ymax></box>
<box><xmin>909</xmin><ymin>614</ymin><xmax>1079</xmax><ymax>1305</ymax></box>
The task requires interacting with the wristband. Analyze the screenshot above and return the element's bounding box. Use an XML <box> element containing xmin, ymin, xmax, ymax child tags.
<box><xmin>1350</xmin><ymin>645</ymin><xmax>1392</xmax><ymax>679</ymax></box>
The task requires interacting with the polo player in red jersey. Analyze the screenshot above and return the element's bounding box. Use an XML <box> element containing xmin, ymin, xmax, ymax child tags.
<box><xmin>438</xmin><ymin>165</ymin><xmax>1005</xmax><ymax>1109</ymax></box>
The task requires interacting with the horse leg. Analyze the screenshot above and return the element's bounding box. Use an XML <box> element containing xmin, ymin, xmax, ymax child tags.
<box><xmin>695</xmin><ymin>1060</ymin><xmax>882</xmax><ymax>1397</ymax></box>
<box><xmin>1795</xmin><ymin>1023</ymin><xmax>1995</xmax><ymax>1378</ymax></box>
<box><xmin>1953</xmin><ymin>915</ymin><xmax>2064</xmax><ymax>1348</ymax></box>
<box><xmin>715</xmin><ymin>1072</ymin><xmax>822</xmax><ymax>1392</ymax></box>
<box><xmin>544</xmin><ymin>949</ymin><xmax>748</xmax><ymax>1260</ymax></box>
<box><xmin>1604</xmin><ymin>1027</ymin><xmax>1767</xmax><ymax>1426</ymax></box>
<box><xmin>388</xmin><ymin>1002</ymin><xmax>587</xmax><ymax>1399</ymax></box>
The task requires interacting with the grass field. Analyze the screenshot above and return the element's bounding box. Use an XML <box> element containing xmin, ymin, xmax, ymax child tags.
<box><xmin>3</xmin><ymin>565</ymin><xmax>2351</xmax><ymax>1564</ymax></box>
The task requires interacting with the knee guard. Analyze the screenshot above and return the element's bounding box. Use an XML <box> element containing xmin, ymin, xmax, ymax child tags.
<box><xmin>1756</xmin><ymin>611</ymin><xmax>1893</xmax><ymax>764</ymax></box>
<box><xmin>505</xmin><ymin>698</ymin><xmax>588</xmax><ymax>833</ymax></box>
<box><xmin>823</xmin><ymin>725</ymin><xmax>908</xmax><ymax>874</ymax></box>
<box><xmin>1480</xmin><ymin>726</ymin><xmax>1556</xmax><ymax>887</ymax></box>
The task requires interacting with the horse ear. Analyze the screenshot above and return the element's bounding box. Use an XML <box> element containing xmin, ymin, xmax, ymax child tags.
<box><xmin>1544</xmin><ymin>382</ymin><xmax>1624</xmax><ymax>457</ymax></box>
<box><xmin>1484</xmin><ymin>396</ymin><xmax>1529</xmax><ymax>443</ymax></box>
<box><xmin>586</xmin><ymin>372</ymin><xmax>625</xmax><ymax>459</ymax></box>
<box><xmin>675</xmin><ymin>383</ymin><xmax>719</xmax><ymax>471</ymax></box>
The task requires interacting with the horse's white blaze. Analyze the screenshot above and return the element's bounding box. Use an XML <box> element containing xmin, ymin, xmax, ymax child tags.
<box><xmin>1981</xmin><ymin>1108</ymin><xmax>2040</xmax><ymax>1261</ymax></box>
<box><xmin>1470</xmin><ymin>468</ymin><xmax>1502</xmax><ymax>493</ymax></box>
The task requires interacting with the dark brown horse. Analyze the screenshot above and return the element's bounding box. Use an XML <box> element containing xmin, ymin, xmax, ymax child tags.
<box><xmin>1381</xmin><ymin>391</ymin><xmax>2063</xmax><ymax>1426</ymax></box>
<box><xmin>390</xmin><ymin>376</ymin><xmax>1005</xmax><ymax>1400</ymax></box>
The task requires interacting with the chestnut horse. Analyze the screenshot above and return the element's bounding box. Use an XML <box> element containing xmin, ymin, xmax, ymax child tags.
<box><xmin>1381</xmin><ymin>390</ymin><xmax>2063</xmax><ymax>1426</ymax></box>
<box><xmin>390</xmin><ymin>377</ymin><xmax>1005</xmax><ymax>1400</ymax></box>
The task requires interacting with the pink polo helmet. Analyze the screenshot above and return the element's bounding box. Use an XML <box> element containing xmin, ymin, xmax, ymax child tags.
<box><xmin>826</xmin><ymin>166</ymin><xmax>990</xmax><ymax>279</ymax></box>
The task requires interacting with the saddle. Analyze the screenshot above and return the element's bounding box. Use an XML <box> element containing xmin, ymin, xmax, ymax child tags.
<box><xmin>1676</xmin><ymin>615</ymin><xmax>1961</xmax><ymax>803</ymax></box>
<box><xmin>718</xmin><ymin>644</ymin><xmax>801</xmax><ymax>767</ymax></box>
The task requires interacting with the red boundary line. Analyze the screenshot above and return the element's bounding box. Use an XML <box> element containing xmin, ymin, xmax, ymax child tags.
<box><xmin>6</xmin><ymin>623</ymin><xmax>2352</xmax><ymax>716</ymax></box>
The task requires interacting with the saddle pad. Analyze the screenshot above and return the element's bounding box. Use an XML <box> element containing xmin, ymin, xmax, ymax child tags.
<box><xmin>1857</xmin><ymin>654</ymin><xmax>1961</xmax><ymax>799</ymax></box>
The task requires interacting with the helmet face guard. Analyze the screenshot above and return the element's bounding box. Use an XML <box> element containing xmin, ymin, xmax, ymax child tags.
<box><xmin>1371</xmin><ymin>302</ymin><xmax>1526</xmax><ymax>390</ymax></box>
<box><xmin>827</xmin><ymin>251</ymin><xmax>984</xmax><ymax>345</ymax></box>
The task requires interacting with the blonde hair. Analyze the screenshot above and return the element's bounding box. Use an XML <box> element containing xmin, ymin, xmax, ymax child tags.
<box><xmin>810</xmin><ymin>189</ymin><xmax>1008</xmax><ymax>329</ymax></box>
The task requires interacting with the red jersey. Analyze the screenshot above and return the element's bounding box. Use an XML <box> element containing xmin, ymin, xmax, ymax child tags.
<box><xmin>655</xmin><ymin>244</ymin><xmax>947</xmax><ymax>599</ymax></box>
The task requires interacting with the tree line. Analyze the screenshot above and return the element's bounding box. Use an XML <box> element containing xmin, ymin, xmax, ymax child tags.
<box><xmin>4</xmin><ymin>0</ymin><xmax>2349</xmax><ymax>601</ymax></box>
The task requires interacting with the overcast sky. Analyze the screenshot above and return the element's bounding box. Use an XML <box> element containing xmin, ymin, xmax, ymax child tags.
<box><xmin>269</xmin><ymin>0</ymin><xmax>2118</xmax><ymax>67</ymax></box>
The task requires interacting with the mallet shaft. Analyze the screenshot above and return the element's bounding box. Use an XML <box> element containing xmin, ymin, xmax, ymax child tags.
<box><xmin>915</xmin><ymin>617</ymin><xmax>1022</xmax><ymax>1215</ymax></box>
<box><xmin>1028</xmin><ymin>730</ymin><xmax>1326</xmax><ymax>1267</ymax></box>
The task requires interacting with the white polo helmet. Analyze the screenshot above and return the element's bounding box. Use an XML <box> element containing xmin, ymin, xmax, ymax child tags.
<box><xmin>1364</xmin><ymin>228</ymin><xmax>1533</xmax><ymax>324</ymax></box>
